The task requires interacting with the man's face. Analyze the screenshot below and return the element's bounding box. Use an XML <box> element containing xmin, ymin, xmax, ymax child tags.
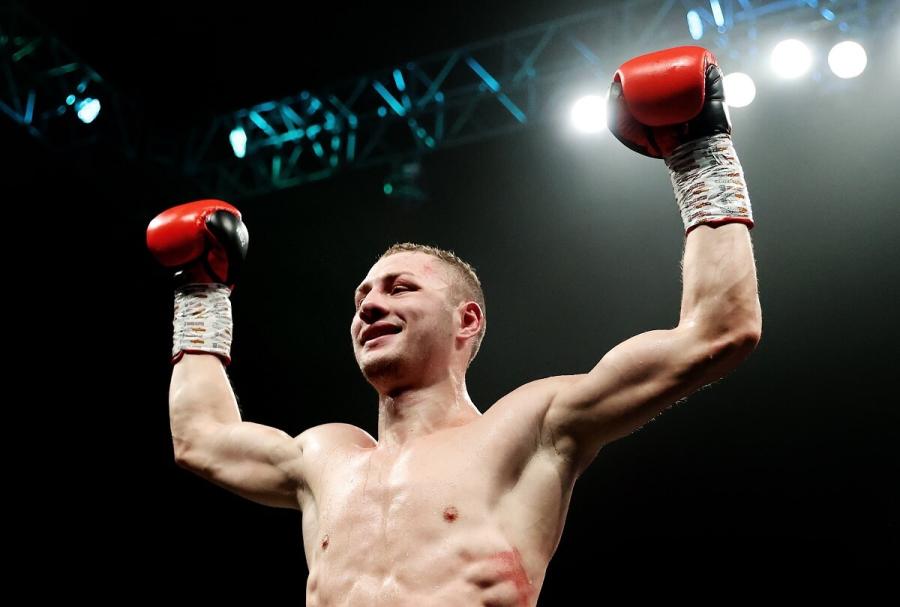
<box><xmin>350</xmin><ymin>252</ymin><xmax>458</xmax><ymax>386</ymax></box>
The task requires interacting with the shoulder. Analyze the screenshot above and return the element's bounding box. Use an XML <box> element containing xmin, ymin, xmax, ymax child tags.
<box><xmin>485</xmin><ymin>375</ymin><xmax>581</xmax><ymax>420</ymax></box>
<box><xmin>465</xmin><ymin>376</ymin><xmax>584</xmax><ymax>488</ymax></box>
<box><xmin>293</xmin><ymin>423</ymin><xmax>375</xmax><ymax>511</ymax></box>
<box><xmin>292</xmin><ymin>423</ymin><xmax>375</xmax><ymax>502</ymax></box>
<box><xmin>295</xmin><ymin>422</ymin><xmax>376</xmax><ymax>456</ymax></box>
<box><xmin>479</xmin><ymin>374</ymin><xmax>582</xmax><ymax>444</ymax></box>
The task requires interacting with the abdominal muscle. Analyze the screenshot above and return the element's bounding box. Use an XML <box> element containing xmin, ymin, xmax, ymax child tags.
<box><xmin>300</xmin><ymin>412</ymin><xmax>574</xmax><ymax>607</ymax></box>
<box><xmin>309</xmin><ymin>543</ymin><xmax>535</xmax><ymax>607</ymax></box>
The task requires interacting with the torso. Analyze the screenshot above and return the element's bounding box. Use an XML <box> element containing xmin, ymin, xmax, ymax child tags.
<box><xmin>298</xmin><ymin>378</ymin><xmax>579</xmax><ymax>607</ymax></box>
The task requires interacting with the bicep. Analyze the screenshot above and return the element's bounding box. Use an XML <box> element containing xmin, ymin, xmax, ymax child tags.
<box><xmin>542</xmin><ymin>326</ymin><xmax>735</xmax><ymax>473</ymax></box>
<box><xmin>178</xmin><ymin>421</ymin><xmax>307</xmax><ymax>510</ymax></box>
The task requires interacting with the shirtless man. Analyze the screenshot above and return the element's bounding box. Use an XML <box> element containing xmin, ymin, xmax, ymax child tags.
<box><xmin>148</xmin><ymin>47</ymin><xmax>761</xmax><ymax>606</ymax></box>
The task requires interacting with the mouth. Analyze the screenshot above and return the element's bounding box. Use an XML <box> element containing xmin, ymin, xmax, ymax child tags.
<box><xmin>364</xmin><ymin>333</ymin><xmax>397</xmax><ymax>347</ymax></box>
<box><xmin>361</xmin><ymin>323</ymin><xmax>402</xmax><ymax>345</ymax></box>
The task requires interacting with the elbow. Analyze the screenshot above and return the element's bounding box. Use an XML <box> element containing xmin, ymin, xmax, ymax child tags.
<box><xmin>688</xmin><ymin>312</ymin><xmax>762</xmax><ymax>355</ymax></box>
<box><xmin>170</xmin><ymin>419</ymin><xmax>223</xmax><ymax>471</ymax></box>
<box><xmin>172</xmin><ymin>434</ymin><xmax>208</xmax><ymax>472</ymax></box>
<box><xmin>742</xmin><ymin>300</ymin><xmax>763</xmax><ymax>347</ymax></box>
<box><xmin>731</xmin><ymin>317</ymin><xmax>762</xmax><ymax>348</ymax></box>
<box><xmin>736</xmin><ymin>313</ymin><xmax>763</xmax><ymax>349</ymax></box>
<box><xmin>172</xmin><ymin>439</ymin><xmax>194</xmax><ymax>470</ymax></box>
<box><xmin>712</xmin><ymin>323</ymin><xmax>761</xmax><ymax>363</ymax></box>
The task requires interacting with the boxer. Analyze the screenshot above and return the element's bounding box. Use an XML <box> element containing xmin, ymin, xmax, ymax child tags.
<box><xmin>148</xmin><ymin>46</ymin><xmax>761</xmax><ymax>606</ymax></box>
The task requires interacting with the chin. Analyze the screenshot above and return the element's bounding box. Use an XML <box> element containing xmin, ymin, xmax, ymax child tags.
<box><xmin>358</xmin><ymin>350</ymin><xmax>406</xmax><ymax>384</ymax></box>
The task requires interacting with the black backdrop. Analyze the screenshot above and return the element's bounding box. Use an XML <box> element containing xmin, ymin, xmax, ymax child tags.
<box><xmin>14</xmin><ymin>0</ymin><xmax>899</xmax><ymax>599</ymax></box>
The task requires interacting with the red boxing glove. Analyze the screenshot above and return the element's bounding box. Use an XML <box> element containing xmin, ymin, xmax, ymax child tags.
<box><xmin>147</xmin><ymin>200</ymin><xmax>248</xmax><ymax>365</ymax></box>
<box><xmin>146</xmin><ymin>199</ymin><xmax>248</xmax><ymax>288</ymax></box>
<box><xmin>607</xmin><ymin>46</ymin><xmax>730</xmax><ymax>159</ymax></box>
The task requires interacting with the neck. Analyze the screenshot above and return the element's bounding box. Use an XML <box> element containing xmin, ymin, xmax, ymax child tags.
<box><xmin>376</xmin><ymin>370</ymin><xmax>480</xmax><ymax>450</ymax></box>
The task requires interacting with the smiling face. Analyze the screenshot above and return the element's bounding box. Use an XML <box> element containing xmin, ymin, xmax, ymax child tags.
<box><xmin>350</xmin><ymin>251</ymin><xmax>461</xmax><ymax>390</ymax></box>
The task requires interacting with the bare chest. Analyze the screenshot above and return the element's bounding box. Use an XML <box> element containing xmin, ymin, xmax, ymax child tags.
<box><xmin>302</xmin><ymin>433</ymin><xmax>559</xmax><ymax>606</ymax></box>
<box><xmin>312</xmin><ymin>439</ymin><xmax>505</xmax><ymax>567</ymax></box>
<box><xmin>300</xmin><ymin>398</ymin><xmax>580</xmax><ymax>606</ymax></box>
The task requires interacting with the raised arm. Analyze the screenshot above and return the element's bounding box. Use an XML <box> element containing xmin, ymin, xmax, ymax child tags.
<box><xmin>148</xmin><ymin>200</ymin><xmax>307</xmax><ymax>509</ymax></box>
<box><xmin>540</xmin><ymin>47</ymin><xmax>761</xmax><ymax>475</ymax></box>
<box><xmin>170</xmin><ymin>354</ymin><xmax>306</xmax><ymax>509</ymax></box>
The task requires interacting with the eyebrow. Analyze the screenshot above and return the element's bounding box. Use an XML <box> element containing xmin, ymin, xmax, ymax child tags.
<box><xmin>354</xmin><ymin>272</ymin><xmax>417</xmax><ymax>299</ymax></box>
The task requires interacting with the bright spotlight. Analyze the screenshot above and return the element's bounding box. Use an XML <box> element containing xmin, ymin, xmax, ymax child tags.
<box><xmin>723</xmin><ymin>72</ymin><xmax>756</xmax><ymax>108</ymax></box>
<box><xmin>75</xmin><ymin>97</ymin><xmax>101</xmax><ymax>123</ymax></box>
<box><xmin>771</xmin><ymin>39</ymin><xmax>812</xmax><ymax>79</ymax></box>
<box><xmin>687</xmin><ymin>10</ymin><xmax>703</xmax><ymax>41</ymax></box>
<box><xmin>828</xmin><ymin>41</ymin><xmax>867</xmax><ymax>78</ymax></box>
<box><xmin>229</xmin><ymin>126</ymin><xmax>248</xmax><ymax>158</ymax></box>
<box><xmin>570</xmin><ymin>95</ymin><xmax>607</xmax><ymax>134</ymax></box>
<box><xmin>710</xmin><ymin>0</ymin><xmax>725</xmax><ymax>28</ymax></box>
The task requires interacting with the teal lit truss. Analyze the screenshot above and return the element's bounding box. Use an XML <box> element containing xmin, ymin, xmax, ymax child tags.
<box><xmin>3</xmin><ymin>0</ymin><xmax>896</xmax><ymax>199</ymax></box>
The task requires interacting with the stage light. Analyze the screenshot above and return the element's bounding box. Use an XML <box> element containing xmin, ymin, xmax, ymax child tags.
<box><xmin>828</xmin><ymin>41</ymin><xmax>867</xmax><ymax>78</ymax></box>
<box><xmin>723</xmin><ymin>72</ymin><xmax>756</xmax><ymax>108</ymax></box>
<box><xmin>710</xmin><ymin>0</ymin><xmax>725</xmax><ymax>28</ymax></box>
<box><xmin>229</xmin><ymin>126</ymin><xmax>247</xmax><ymax>158</ymax></box>
<box><xmin>570</xmin><ymin>95</ymin><xmax>607</xmax><ymax>134</ymax></box>
<box><xmin>75</xmin><ymin>97</ymin><xmax>100</xmax><ymax>123</ymax></box>
<box><xmin>687</xmin><ymin>10</ymin><xmax>703</xmax><ymax>41</ymax></box>
<box><xmin>771</xmin><ymin>39</ymin><xmax>812</xmax><ymax>79</ymax></box>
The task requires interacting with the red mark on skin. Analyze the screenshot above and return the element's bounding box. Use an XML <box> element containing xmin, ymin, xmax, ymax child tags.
<box><xmin>443</xmin><ymin>506</ymin><xmax>459</xmax><ymax>522</ymax></box>
<box><xmin>321</xmin><ymin>535</ymin><xmax>329</xmax><ymax>550</ymax></box>
<box><xmin>490</xmin><ymin>548</ymin><xmax>533</xmax><ymax>607</ymax></box>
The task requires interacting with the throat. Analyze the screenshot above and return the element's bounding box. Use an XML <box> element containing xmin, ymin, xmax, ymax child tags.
<box><xmin>377</xmin><ymin>402</ymin><xmax>480</xmax><ymax>448</ymax></box>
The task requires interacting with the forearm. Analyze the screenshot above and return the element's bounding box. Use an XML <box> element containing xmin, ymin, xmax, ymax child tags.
<box><xmin>678</xmin><ymin>223</ymin><xmax>761</xmax><ymax>340</ymax></box>
<box><xmin>606</xmin><ymin>48</ymin><xmax>761</xmax><ymax>349</ymax></box>
<box><xmin>169</xmin><ymin>353</ymin><xmax>242</xmax><ymax>456</ymax></box>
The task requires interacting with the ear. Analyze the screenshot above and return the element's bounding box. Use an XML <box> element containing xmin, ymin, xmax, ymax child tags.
<box><xmin>456</xmin><ymin>301</ymin><xmax>483</xmax><ymax>340</ymax></box>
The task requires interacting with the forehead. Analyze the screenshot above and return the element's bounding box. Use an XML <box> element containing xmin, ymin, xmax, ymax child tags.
<box><xmin>357</xmin><ymin>252</ymin><xmax>450</xmax><ymax>291</ymax></box>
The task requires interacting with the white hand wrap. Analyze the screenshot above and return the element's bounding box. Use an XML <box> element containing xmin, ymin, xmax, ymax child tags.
<box><xmin>172</xmin><ymin>283</ymin><xmax>233</xmax><ymax>364</ymax></box>
<box><xmin>664</xmin><ymin>133</ymin><xmax>754</xmax><ymax>235</ymax></box>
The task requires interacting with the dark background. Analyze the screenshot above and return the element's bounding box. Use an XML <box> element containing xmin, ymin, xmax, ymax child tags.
<box><xmin>15</xmin><ymin>0</ymin><xmax>898</xmax><ymax>598</ymax></box>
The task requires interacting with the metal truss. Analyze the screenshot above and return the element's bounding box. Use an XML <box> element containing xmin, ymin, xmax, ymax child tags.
<box><xmin>3</xmin><ymin>1</ymin><xmax>896</xmax><ymax>200</ymax></box>
<box><xmin>0</xmin><ymin>2</ymin><xmax>134</xmax><ymax>152</ymax></box>
<box><xmin>182</xmin><ymin>0</ymin><xmax>897</xmax><ymax>199</ymax></box>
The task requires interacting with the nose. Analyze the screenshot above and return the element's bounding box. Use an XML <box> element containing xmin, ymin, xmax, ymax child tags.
<box><xmin>357</xmin><ymin>293</ymin><xmax>388</xmax><ymax>324</ymax></box>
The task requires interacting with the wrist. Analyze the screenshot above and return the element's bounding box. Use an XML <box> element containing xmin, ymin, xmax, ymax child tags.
<box><xmin>172</xmin><ymin>283</ymin><xmax>234</xmax><ymax>365</ymax></box>
<box><xmin>665</xmin><ymin>134</ymin><xmax>754</xmax><ymax>235</ymax></box>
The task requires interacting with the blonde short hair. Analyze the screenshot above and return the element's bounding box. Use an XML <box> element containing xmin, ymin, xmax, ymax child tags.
<box><xmin>379</xmin><ymin>243</ymin><xmax>486</xmax><ymax>366</ymax></box>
